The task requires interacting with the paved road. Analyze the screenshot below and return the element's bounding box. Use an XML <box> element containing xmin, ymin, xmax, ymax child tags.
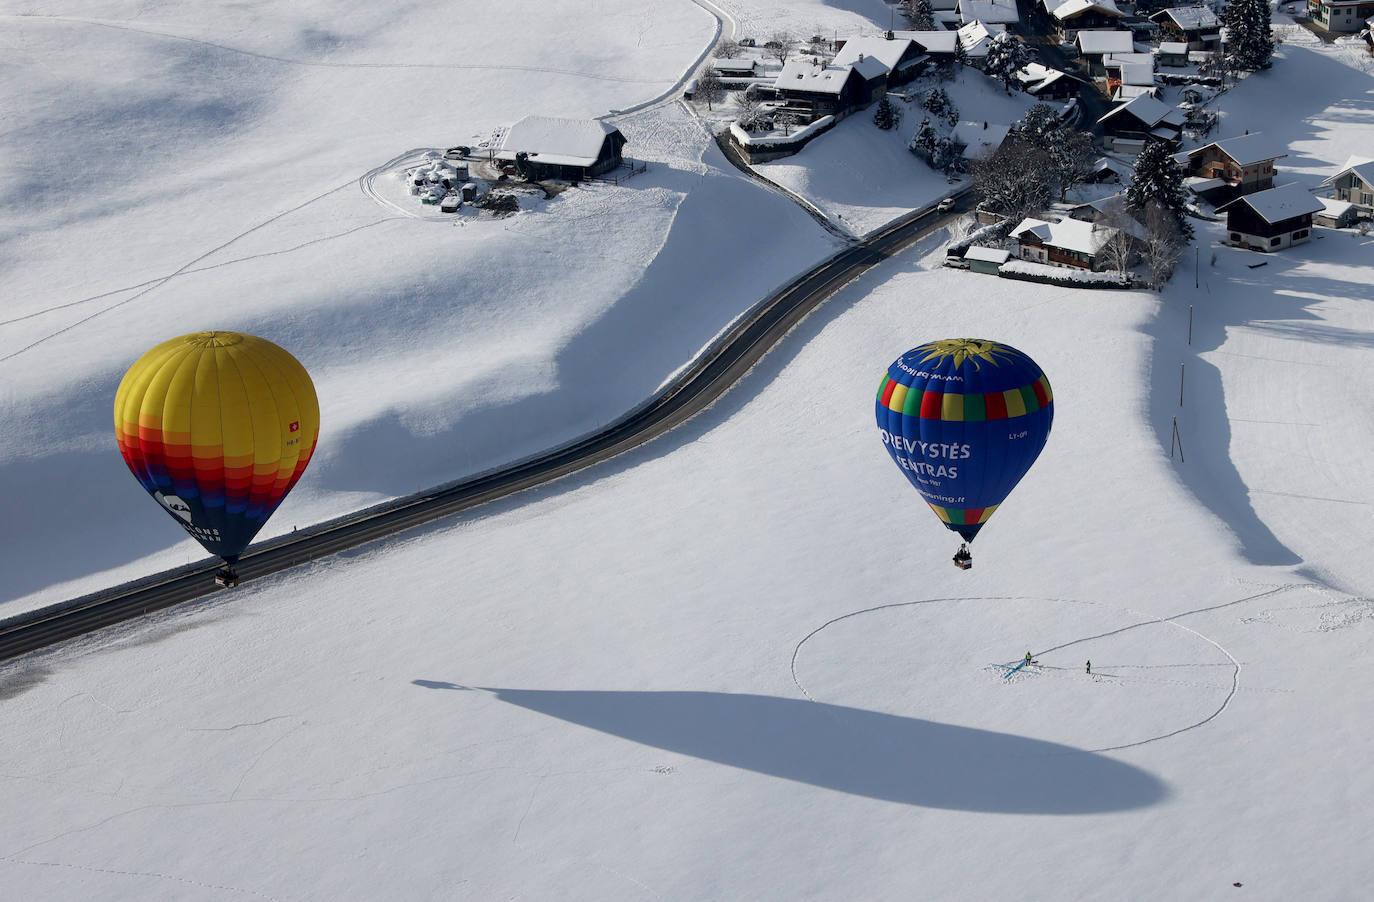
<box><xmin>0</xmin><ymin>190</ymin><xmax>973</xmax><ymax>663</ymax></box>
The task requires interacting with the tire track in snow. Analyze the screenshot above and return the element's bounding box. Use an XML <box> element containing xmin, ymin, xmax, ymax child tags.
<box><xmin>791</xmin><ymin>586</ymin><xmax>1305</xmax><ymax>753</ymax></box>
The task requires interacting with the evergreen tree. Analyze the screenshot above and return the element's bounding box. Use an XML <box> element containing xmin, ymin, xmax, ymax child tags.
<box><xmin>901</xmin><ymin>0</ymin><xmax>935</xmax><ymax>30</ymax></box>
<box><xmin>1126</xmin><ymin>139</ymin><xmax>1193</xmax><ymax>241</ymax></box>
<box><xmin>909</xmin><ymin>117</ymin><xmax>938</xmax><ymax>159</ymax></box>
<box><xmin>922</xmin><ymin>87</ymin><xmax>959</xmax><ymax>126</ymax></box>
<box><xmin>1224</xmin><ymin>0</ymin><xmax>1275</xmax><ymax>72</ymax></box>
<box><xmin>983</xmin><ymin>33</ymin><xmax>1032</xmax><ymax>94</ymax></box>
<box><xmin>873</xmin><ymin>97</ymin><xmax>897</xmax><ymax>130</ymax></box>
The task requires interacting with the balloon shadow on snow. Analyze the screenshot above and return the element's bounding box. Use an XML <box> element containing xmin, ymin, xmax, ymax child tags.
<box><xmin>422</xmin><ymin>685</ymin><xmax>1169</xmax><ymax>815</ymax></box>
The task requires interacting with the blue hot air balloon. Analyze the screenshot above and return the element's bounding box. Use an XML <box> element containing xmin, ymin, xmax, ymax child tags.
<box><xmin>876</xmin><ymin>339</ymin><xmax>1053</xmax><ymax>569</ymax></box>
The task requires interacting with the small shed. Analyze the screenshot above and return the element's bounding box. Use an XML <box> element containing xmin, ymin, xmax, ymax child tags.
<box><xmin>1314</xmin><ymin>196</ymin><xmax>1360</xmax><ymax>228</ymax></box>
<box><xmin>440</xmin><ymin>193</ymin><xmax>462</xmax><ymax>213</ymax></box>
<box><xmin>964</xmin><ymin>245</ymin><xmax>1011</xmax><ymax>274</ymax></box>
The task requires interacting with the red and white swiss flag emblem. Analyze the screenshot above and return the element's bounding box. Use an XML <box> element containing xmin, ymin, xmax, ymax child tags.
<box><xmin>289</xmin><ymin>421</ymin><xmax>300</xmax><ymax>432</ymax></box>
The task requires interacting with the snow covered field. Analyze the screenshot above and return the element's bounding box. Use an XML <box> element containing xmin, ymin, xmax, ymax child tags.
<box><xmin>3</xmin><ymin>2</ymin><xmax>1374</xmax><ymax>899</ymax></box>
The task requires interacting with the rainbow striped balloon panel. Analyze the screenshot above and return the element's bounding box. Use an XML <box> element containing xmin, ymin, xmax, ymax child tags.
<box><xmin>114</xmin><ymin>332</ymin><xmax>319</xmax><ymax>561</ymax></box>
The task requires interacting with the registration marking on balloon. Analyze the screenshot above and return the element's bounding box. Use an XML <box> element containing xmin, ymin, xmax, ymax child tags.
<box><xmin>791</xmin><ymin>596</ymin><xmax>1242</xmax><ymax>753</ymax></box>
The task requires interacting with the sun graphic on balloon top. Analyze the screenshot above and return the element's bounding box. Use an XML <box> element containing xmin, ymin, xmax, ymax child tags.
<box><xmin>916</xmin><ymin>339</ymin><xmax>1011</xmax><ymax>370</ymax></box>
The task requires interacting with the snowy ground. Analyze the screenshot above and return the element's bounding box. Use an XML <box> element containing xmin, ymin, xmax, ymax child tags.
<box><xmin>3</xmin><ymin>4</ymin><xmax>1374</xmax><ymax>900</ymax></box>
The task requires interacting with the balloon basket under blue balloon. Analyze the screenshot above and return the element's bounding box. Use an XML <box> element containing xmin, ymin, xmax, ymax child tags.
<box><xmin>214</xmin><ymin>567</ymin><xmax>240</xmax><ymax>589</ymax></box>
<box><xmin>953</xmin><ymin>544</ymin><xmax>973</xmax><ymax>570</ymax></box>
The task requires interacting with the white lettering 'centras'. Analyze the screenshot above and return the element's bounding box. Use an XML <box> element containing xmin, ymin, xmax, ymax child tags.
<box><xmin>879</xmin><ymin>430</ymin><xmax>972</xmax><ymax>460</ymax></box>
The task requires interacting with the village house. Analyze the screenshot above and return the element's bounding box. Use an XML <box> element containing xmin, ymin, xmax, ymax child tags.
<box><xmin>1014</xmin><ymin>62</ymin><xmax>1091</xmax><ymax>99</ymax></box>
<box><xmin>1076</xmin><ymin>30</ymin><xmax>1137</xmax><ymax>77</ymax></box>
<box><xmin>1216</xmin><ymin>183</ymin><xmax>1324</xmax><ymax>252</ymax></box>
<box><xmin>494</xmin><ymin>116</ymin><xmax>627</xmax><ymax>180</ymax></box>
<box><xmin>1157</xmin><ymin>41</ymin><xmax>1190</xmax><ymax>67</ymax></box>
<box><xmin>1306</xmin><ymin>0</ymin><xmax>1374</xmax><ymax>33</ymax></box>
<box><xmin>1174</xmin><ymin>133</ymin><xmax>1287</xmax><ymax>203</ymax></box>
<box><xmin>1149</xmin><ymin>7</ymin><xmax>1222</xmax><ymax>50</ymax></box>
<box><xmin>832</xmin><ymin>35</ymin><xmax>927</xmax><ymax>87</ymax></box>
<box><xmin>1050</xmin><ymin>0</ymin><xmax>1127</xmax><ymax>40</ymax></box>
<box><xmin>958</xmin><ymin>0</ymin><xmax>1021</xmax><ymax>25</ymax></box>
<box><xmin>1009</xmin><ymin>215</ymin><xmax>1125</xmax><ymax>270</ymax></box>
<box><xmin>773</xmin><ymin>57</ymin><xmax>888</xmax><ymax>123</ymax></box>
<box><xmin>951</xmin><ymin>120</ymin><xmax>1010</xmax><ymax>160</ymax></box>
<box><xmin>1097</xmin><ymin>93</ymin><xmax>1184</xmax><ymax>152</ymax></box>
<box><xmin>1320</xmin><ymin>157</ymin><xmax>1374</xmax><ymax>217</ymax></box>
<box><xmin>1103</xmin><ymin>51</ymin><xmax>1156</xmax><ymax>100</ymax></box>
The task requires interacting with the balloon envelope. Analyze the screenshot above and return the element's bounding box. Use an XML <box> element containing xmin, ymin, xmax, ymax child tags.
<box><xmin>114</xmin><ymin>331</ymin><xmax>320</xmax><ymax>562</ymax></box>
<box><xmin>876</xmin><ymin>339</ymin><xmax>1052</xmax><ymax>542</ymax></box>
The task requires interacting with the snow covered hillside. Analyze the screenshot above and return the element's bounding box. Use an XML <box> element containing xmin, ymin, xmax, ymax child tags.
<box><xmin>3</xmin><ymin>3</ymin><xmax>1374</xmax><ymax>900</ymax></box>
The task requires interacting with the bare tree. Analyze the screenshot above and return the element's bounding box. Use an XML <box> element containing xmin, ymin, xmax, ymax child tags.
<box><xmin>695</xmin><ymin>69</ymin><xmax>725</xmax><ymax>110</ymax></box>
<box><xmin>1142</xmin><ymin>201</ymin><xmax>1184</xmax><ymax>288</ymax></box>
<box><xmin>715</xmin><ymin>37</ymin><xmax>742</xmax><ymax>59</ymax></box>
<box><xmin>765</xmin><ymin>31</ymin><xmax>796</xmax><ymax>65</ymax></box>
<box><xmin>775</xmin><ymin>111</ymin><xmax>798</xmax><ymax>137</ymax></box>
<box><xmin>969</xmin><ymin>142</ymin><xmax>1053</xmax><ymax>224</ymax></box>
<box><xmin>1095</xmin><ymin>197</ymin><xmax>1140</xmax><ymax>276</ymax></box>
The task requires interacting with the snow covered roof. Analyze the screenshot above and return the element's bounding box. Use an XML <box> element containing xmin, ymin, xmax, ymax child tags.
<box><xmin>1016</xmin><ymin>62</ymin><xmax>1084</xmax><ymax>92</ymax></box>
<box><xmin>958</xmin><ymin>0</ymin><xmax>1021</xmax><ymax>24</ymax></box>
<box><xmin>711</xmin><ymin>58</ymin><xmax>758</xmax><ymax>74</ymax></box>
<box><xmin>495</xmin><ymin>116</ymin><xmax>620</xmax><ymax>166</ymax></box>
<box><xmin>952</xmin><ymin>119</ymin><xmax>1010</xmax><ymax>157</ymax></box>
<box><xmin>775</xmin><ymin>61</ymin><xmax>858</xmax><ymax>95</ymax></box>
<box><xmin>1320</xmin><ymin>156</ymin><xmax>1374</xmax><ymax>188</ymax></box>
<box><xmin>964</xmin><ymin>245</ymin><xmax>1011</xmax><ymax>263</ymax></box>
<box><xmin>1106</xmin><ymin>56</ymin><xmax>1155</xmax><ymax>86</ymax></box>
<box><xmin>1216</xmin><ymin>183</ymin><xmax>1325</xmax><ymax>222</ymax></box>
<box><xmin>832</xmin><ymin>36</ymin><xmax>917</xmax><ymax>71</ymax></box>
<box><xmin>849</xmin><ymin>53</ymin><xmax>892</xmax><ymax>82</ymax></box>
<box><xmin>1192</xmin><ymin>133</ymin><xmax>1289</xmax><ymax>167</ymax></box>
<box><xmin>956</xmin><ymin>20</ymin><xmax>1002</xmax><ymax>57</ymax></box>
<box><xmin>1318</xmin><ymin>196</ymin><xmax>1357</xmax><ymax>215</ymax></box>
<box><xmin>1113</xmin><ymin>84</ymin><xmax>1159</xmax><ymax>102</ymax></box>
<box><xmin>1076</xmin><ymin>29</ymin><xmax>1135</xmax><ymax>55</ymax></box>
<box><xmin>1052</xmin><ymin>0</ymin><xmax>1124</xmax><ymax>20</ymax></box>
<box><xmin>894</xmin><ymin>30</ymin><xmax>959</xmax><ymax>54</ymax></box>
<box><xmin>1158</xmin><ymin>41</ymin><xmax>1189</xmax><ymax>55</ymax></box>
<box><xmin>1150</xmin><ymin>6</ymin><xmax>1221</xmax><ymax>30</ymax></box>
<box><xmin>1011</xmin><ymin>216</ymin><xmax>1114</xmax><ymax>254</ymax></box>
<box><xmin>1098</xmin><ymin>92</ymin><xmax>1184</xmax><ymax>128</ymax></box>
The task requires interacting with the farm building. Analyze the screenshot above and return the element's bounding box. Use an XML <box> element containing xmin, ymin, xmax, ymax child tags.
<box><xmin>494</xmin><ymin>116</ymin><xmax>627</xmax><ymax>180</ymax></box>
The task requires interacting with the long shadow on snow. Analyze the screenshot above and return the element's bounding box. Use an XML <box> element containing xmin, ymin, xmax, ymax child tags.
<box><xmin>423</xmin><ymin>685</ymin><xmax>1169</xmax><ymax>815</ymax></box>
<box><xmin>310</xmin><ymin>153</ymin><xmax>845</xmax><ymax>499</ymax></box>
<box><xmin>1145</xmin><ymin>234</ymin><xmax>1374</xmax><ymax>567</ymax></box>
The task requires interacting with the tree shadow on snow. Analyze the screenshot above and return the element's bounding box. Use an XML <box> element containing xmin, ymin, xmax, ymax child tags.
<box><xmin>1146</xmin><ymin>233</ymin><xmax>1374</xmax><ymax>567</ymax></box>
<box><xmin>422</xmin><ymin>685</ymin><xmax>1169</xmax><ymax>815</ymax></box>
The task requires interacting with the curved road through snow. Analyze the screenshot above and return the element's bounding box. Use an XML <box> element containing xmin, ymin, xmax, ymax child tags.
<box><xmin>0</xmin><ymin>192</ymin><xmax>972</xmax><ymax>663</ymax></box>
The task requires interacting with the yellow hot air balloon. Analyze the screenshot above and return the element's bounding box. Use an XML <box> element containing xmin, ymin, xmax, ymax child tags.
<box><xmin>114</xmin><ymin>331</ymin><xmax>320</xmax><ymax>586</ymax></box>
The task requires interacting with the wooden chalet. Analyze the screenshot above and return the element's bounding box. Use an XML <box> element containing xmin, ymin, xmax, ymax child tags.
<box><xmin>773</xmin><ymin>57</ymin><xmax>887</xmax><ymax>122</ymax></box>
<box><xmin>1216</xmin><ymin>184</ymin><xmax>1324</xmax><ymax>252</ymax></box>
<box><xmin>1148</xmin><ymin>7</ymin><xmax>1222</xmax><ymax>50</ymax></box>
<box><xmin>1010</xmin><ymin>216</ymin><xmax>1121</xmax><ymax>270</ymax></box>
<box><xmin>832</xmin><ymin>35</ymin><xmax>928</xmax><ymax>87</ymax></box>
<box><xmin>1174</xmin><ymin>134</ymin><xmax>1287</xmax><ymax>203</ymax></box>
<box><xmin>1097</xmin><ymin>94</ymin><xmax>1184</xmax><ymax>152</ymax></box>
<box><xmin>1050</xmin><ymin>0</ymin><xmax>1126</xmax><ymax>40</ymax></box>
<box><xmin>1076</xmin><ymin>29</ymin><xmax>1136</xmax><ymax>77</ymax></box>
